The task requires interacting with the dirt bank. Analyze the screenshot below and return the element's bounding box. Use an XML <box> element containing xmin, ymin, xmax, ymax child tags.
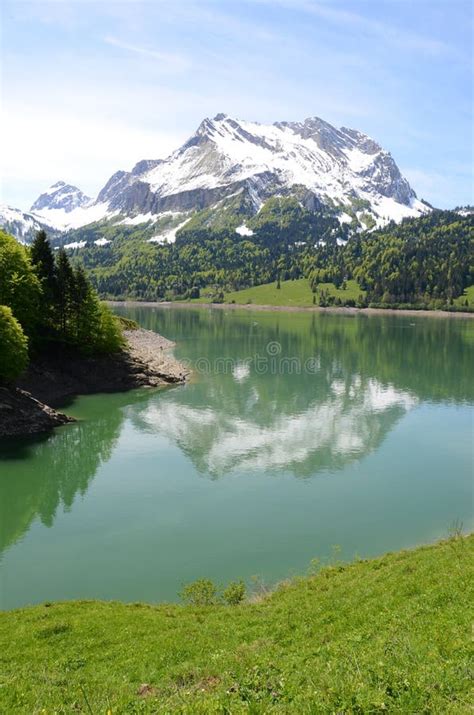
<box><xmin>1</xmin><ymin>328</ymin><xmax>188</xmax><ymax>440</ymax></box>
<box><xmin>0</xmin><ymin>387</ymin><xmax>73</xmax><ymax>439</ymax></box>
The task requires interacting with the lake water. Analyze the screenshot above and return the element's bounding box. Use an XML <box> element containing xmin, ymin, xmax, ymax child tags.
<box><xmin>1</xmin><ymin>308</ymin><xmax>473</xmax><ymax>610</ymax></box>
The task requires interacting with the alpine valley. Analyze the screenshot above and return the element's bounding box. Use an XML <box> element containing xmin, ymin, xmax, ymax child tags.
<box><xmin>1</xmin><ymin>113</ymin><xmax>472</xmax><ymax>306</ymax></box>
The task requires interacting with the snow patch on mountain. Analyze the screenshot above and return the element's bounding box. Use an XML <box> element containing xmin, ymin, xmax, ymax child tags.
<box><xmin>371</xmin><ymin>196</ymin><xmax>428</xmax><ymax>227</ymax></box>
<box><xmin>32</xmin><ymin>202</ymin><xmax>114</xmax><ymax>231</ymax></box>
<box><xmin>236</xmin><ymin>224</ymin><xmax>254</xmax><ymax>236</ymax></box>
<box><xmin>338</xmin><ymin>212</ymin><xmax>353</xmax><ymax>225</ymax></box>
<box><xmin>119</xmin><ymin>212</ymin><xmax>157</xmax><ymax>226</ymax></box>
<box><xmin>64</xmin><ymin>240</ymin><xmax>87</xmax><ymax>250</ymax></box>
<box><xmin>148</xmin><ymin>217</ymin><xmax>192</xmax><ymax>244</ymax></box>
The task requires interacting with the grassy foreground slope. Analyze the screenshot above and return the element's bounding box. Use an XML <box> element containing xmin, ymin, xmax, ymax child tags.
<box><xmin>1</xmin><ymin>536</ymin><xmax>472</xmax><ymax>713</ymax></box>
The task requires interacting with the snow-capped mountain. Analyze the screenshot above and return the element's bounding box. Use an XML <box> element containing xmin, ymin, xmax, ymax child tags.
<box><xmin>31</xmin><ymin>181</ymin><xmax>92</xmax><ymax>213</ymax></box>
<box><xmin>3</xmin><ymin>114</ymin><xmax>431</xmax><ymax>242</ymax></box>
<box><xmin>90</xmin><ymin>113</ymin><xmax>428</xmax><ymax>224</ymax></box>
<box><xmin>0</xmin><ymin>204</ymin><xmax>59</xmax><ymax>244</ymax></box>
<box><xmin>27</xmin><ymin>180</ymin><xmax>111</xmax><ymax>232</ymax></box>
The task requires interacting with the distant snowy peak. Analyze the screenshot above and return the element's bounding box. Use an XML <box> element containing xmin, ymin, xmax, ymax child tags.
<box><xmin>31</xmin><ymin>180</ymin><xmax>92</xmax><ymax>213</ymax></box>
<box><xmin>29</xmin><ymin>181</ymin><xmax>113</xmax><ymax>232</ymax></box>
<box><xmin>32</xmin><ymin>181</ymin><xmax>92</xmax><ymax>212</ymax></box>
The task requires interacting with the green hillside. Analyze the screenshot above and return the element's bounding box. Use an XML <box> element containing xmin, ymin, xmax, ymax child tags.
<box><xmin>222</xmin><ymin>278</ymin><xmax>362</xmax><ymax>307</ymax></box>
<box><xmin>1</xmin><ymin>535</ymin><xmax>472</xmax><ymax>713</ymax></box>
<box><xmin>63</xmin><ymin>207</ymin><xmax>473</xmax><ymax>311</ymax></box>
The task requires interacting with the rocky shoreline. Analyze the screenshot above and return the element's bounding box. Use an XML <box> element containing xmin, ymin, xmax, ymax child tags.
<box><xmin>0</xmin><ymin>328</ymin><xmax>188</xmax><ymax>440</ymax></box>
<box><xmin>0</xmin><ymin>387</ymin><xmax>74</xmax><ymax>439</ymax></box>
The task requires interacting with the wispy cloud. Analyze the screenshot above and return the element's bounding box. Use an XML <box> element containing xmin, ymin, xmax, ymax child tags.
<box><xmin>2</xmin><ymin>0</ymin><xmax>471</xmax><ymax>209</ymax></box>
<box><xmin>104</xmin><ymin>36</ymin><xmax>190</xmax><ymax>73</ymax></box>
<box><xmin>252</xmin><ymin>0</ymin><xmax>455</xmax><ymax>57</ymax></box>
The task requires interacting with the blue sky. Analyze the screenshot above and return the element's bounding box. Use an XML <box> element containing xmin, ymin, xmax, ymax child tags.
<box><xmin>1</xmin><ymin>0</ymin><xmax>472</xmax><ymax>210</ymax></box>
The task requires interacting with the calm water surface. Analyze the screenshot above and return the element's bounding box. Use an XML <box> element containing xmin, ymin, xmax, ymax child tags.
<box><xmin>1</xmin><ymin>308</ymin><xmax>473</xmax><ymax>609</ymax></box>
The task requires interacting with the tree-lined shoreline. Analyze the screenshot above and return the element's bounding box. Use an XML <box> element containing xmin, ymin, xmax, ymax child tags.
<box><xmin>0</xmin><ymin>230</ymin><xmax>188</xmax><ymax>439</ymax></box>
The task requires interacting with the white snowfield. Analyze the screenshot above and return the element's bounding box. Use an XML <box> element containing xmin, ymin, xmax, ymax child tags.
<box><xmin>63</xmin><ymin>240</ymin><xmax>87</xmax><ymax>249</ymax></box>
<box><xmin>4</xmin><ymin>114</ymin><xmax>431</xmax><ymax>241</ymax></box>
<box><xmin>33</xmin><ymin>202</ymin><xmax>116</xmax><ymax>231</ymax></box>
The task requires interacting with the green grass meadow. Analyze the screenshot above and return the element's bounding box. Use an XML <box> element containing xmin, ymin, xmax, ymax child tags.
<box><xmin>213</xmin><ymin>278</ymin><xmax>363</xmax><ymax>307</ymax></box>
<box><xmin>1</xmin><ymin>535</ymin><xmax>472</xmax><ymax>713</ymax></box>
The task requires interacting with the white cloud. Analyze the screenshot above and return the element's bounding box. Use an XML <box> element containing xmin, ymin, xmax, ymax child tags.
<box><xmin>251</xmin><ymin>0</ymin><xmax>456</xmax><ymax>57</ymax></box>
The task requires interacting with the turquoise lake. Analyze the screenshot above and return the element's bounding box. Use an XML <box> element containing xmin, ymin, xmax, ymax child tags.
<box><xmin>0</xmin><ymin>307</ymin><xmax>473</xmax><ymax>610</ymax></box>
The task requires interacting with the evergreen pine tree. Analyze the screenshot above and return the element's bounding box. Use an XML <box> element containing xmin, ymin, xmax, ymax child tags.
<box><xmin>55</xmin><ymin>248</ymin><xmax>75</xmax><ymax>339</ymax></box>
<box><xmin>30</xmin><ymin>230</ymin><xmax>57</xmax><ymax>336</ymax></box>
<box><xmin>30</xmin><ymin>230</ymin><xmax>56</xmax><ymax>300</ymax></box>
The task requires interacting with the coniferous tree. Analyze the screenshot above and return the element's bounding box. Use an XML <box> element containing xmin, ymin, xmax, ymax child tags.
<box><xmin>30</xmin><ymin>230</ymin><xmax>58</xmax><ymax>336</ymax></box>
<box><xmin>30</xmin><ymin>230</ymin><xmax>57</xmax><ymax>301</ymax></box>
<box><xmin>55</xmin><ymin>248</ymin><xmax>75</xmax><ymax>339</ymax></box>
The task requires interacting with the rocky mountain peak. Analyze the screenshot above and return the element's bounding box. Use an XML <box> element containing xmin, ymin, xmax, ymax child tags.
<box><xmin>8</xmin><ymin>113</ymin><xmax>429</xmax><ymax>239</ymax></box>
<box><xmin>31</xmin><ymin>181</ymin><xmax>92</xmax><ymax>213</ymax></box>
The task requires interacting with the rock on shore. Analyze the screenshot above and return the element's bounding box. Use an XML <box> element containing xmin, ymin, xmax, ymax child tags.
<box><xmin>0</xmin><ymin>387</ymin><xmax>73</xmax><ymax>439</ymax></box>
<box><xmin>1</xmin><ymin>328</ymin><xmax>188</xmax><ymax>439</ymax></box>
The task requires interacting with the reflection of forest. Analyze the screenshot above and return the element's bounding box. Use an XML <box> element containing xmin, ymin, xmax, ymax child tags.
<box><xmin>0</xmin><ymin>391</ymin><xmax>152</xmax><ymax>557</ymax></box>
<box><xmin>124</xmin><ymin>308</ymin><xmax>472</xmax><ymax>479</ymax></box>
<box><xmin>118</xmin><ymin>307</ymin><xmax>474</xmax><ymax>403</ymax></box>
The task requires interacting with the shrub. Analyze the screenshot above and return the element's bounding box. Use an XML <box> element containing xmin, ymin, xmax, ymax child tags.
<box><xmin>223</xmin><ymin>580</ymin><xmax>246</xmax><ymax>606</ymax></box>
<box><xmin>0</xmin><ymin>230</ymin><xmax>41</xmax><ymax>338</ymax></box>
<box><xmin>0</xmin><ymin>305</ymin><xmax>29</xmax><ymax>382</ymax></box>
<box><xmin>116</xmin><ymin>315</ymin><xmax>139</xmax><ymax>331</ymax></box>
<box><xmin>91</xmin><ymin>304</ymin><xmax>124</xmax><ymax>354</ymax></box>
<box><xmin>180</xmin><ymin>579</ymin><xmax>218</xmax><ymax>606</ymax></box>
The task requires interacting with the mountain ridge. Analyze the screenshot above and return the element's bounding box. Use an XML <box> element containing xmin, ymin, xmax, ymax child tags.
<box><xmin>2</xmin><ymin>113</ymin><xmax>431</xmax><ymax>243</ymax></box>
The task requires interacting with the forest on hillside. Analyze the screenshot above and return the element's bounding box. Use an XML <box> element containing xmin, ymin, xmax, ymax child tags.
<box><xmin>65</xmin><ymin>204</ymin><xmax>473</xmax><ymax>310</ymax></box>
